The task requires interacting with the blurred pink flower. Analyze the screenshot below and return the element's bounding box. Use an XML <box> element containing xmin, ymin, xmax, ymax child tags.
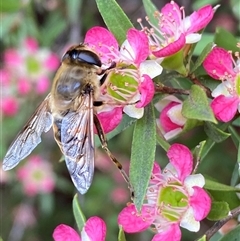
<box><xmin>203</xmin><ymin>47</ymin><xmax>240</xmax><ymax>122</ymax></box>
<box><xmin>111</xmin><ymin>187</ymin><xmax>129</xmax><ymax>204</ymax></box>
<box><xmin>1</xmin><ymin>96</ymin><xmax>19</xmax><ymax>116</ymax></box>
<box><xmin>118</xmin><ymin>144</ymin><xmax>211</xmax><ymax>241</ymax></box>
<box><xmin>1</xmin><ymin>37</ymin><xmax>59</xmax><ymax>117</ymax></box>
<box><xmin>53</xmin><ymin>216</ymin><xmax>106</xmax><ymax>241</ymax></box>
<box><xmin>17</xmin><ymin>155</ymin><xmax>55</xmax><ymax>196</ymax></box>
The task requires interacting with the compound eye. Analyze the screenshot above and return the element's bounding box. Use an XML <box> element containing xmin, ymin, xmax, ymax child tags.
<box><xmin>77</xmin><ymin>50</ymin><xmax>102</xmax><ymax>67</ymax></box>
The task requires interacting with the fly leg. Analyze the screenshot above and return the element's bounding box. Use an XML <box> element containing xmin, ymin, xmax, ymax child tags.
<box><xmin>94</xmin><ymin>113</ymin><xmax>134</xmax><ymax>199</ymax></box>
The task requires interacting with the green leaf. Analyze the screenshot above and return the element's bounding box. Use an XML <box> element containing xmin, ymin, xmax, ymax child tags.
<box><xmin>219</xmin><ymin>225</ymin><xmax>240</xmax><ymax>241</ymax></box>
<box><xmin>204</xmin><ymin>178</ymin><xmax>240</xmax><ymax>192</ymax></box>
<box><xmin>214</xmin><ymin>27</ymin><xmax>239</xmax><ymax>52</ymax></box>
<box><xmin>95</xmin><ymin>0</ymin><xmax>133</xmax><ymax>44</ymax></box>
<box><xmin>130</xmin><ymin>103</ymin><xmax>156</xmax><ymax>211</ymax></box>
<box><xmin>1</xmin><ymin>0</ymin><xmax>22</xmax><ymax>12</ymax></box>
<box><xmin>207</xmin><ymin>201</ymin><xmax>230</xmax><ymax>220</ymax></box>
<box><xmin>156</xmin><ymin>133</ymin><xmax>170</xmax><ymax>152</ymax></box>
<box><xmin>190</xmin><ymin>42</ymin><xmax>214</xmax><ymax>73</ymax></box>
<box><xmin>72</xmin><ymin>194</ymin><xmax>86</xmax><ymax>232</ymax></box>
<box><xmin>193</xmin><ymin>33</ymin><xmax>215</xmax><ymax>56</ymax></box>
<box><xmin>204</xmin><ymin>122</ymin><xmax>230</xmax><ymax>143</ymax></box>
<box><xmin>142</xmin><ymin>0</ymin><xmax>159</xmax><ymax>27</ymax></box>
<box><xmin>118</xmin><ymin>226</ymin><xmax>126</xmax><ymax>241</ymax></box>
<box><xmin>182</xmin><ymin>85</ymin><xmax>217</xmax><ymax>123</ymax></box>
<box><xmin>196</xmin><ymin>235</ymin><xmax>207</xmax><ymax>241</ymax></box>
<box><xmin>192</xmin><ymin>141</ymin><xmax>206</xmax><ymax>172</ymax></box>
<box><xmin>95</xmin><ymin>114</ymin><xmax>137</xmax><ymax>147</ymax></box>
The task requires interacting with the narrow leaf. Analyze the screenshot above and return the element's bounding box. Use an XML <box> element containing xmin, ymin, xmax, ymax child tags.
<box><xmin>204</xmin><ymin>178</ymin><xmax>240</xmax><ymax>192</ymax></box>
<box><xmin>190</xmin><ymin>42</ymin><xmax>214</xmax><ymax>73</ymax></box>
<box><xmin>118</xmin><ymin>226</ymin><xmax>126</xmax><ymax>241</ymax></box>
<box><xmin>72</xmin><ymin>194</ymin><xmax>86</xmax><ymax>232</ymax></box>
<box><xmin>130</xmin><ymin>103</ymin><xmax>156</xmax><ymax>211</ymax></box>
<box><xmin>204</xmin><ymin>122</ymin><xmax>230</xmax><ymax>143</ymax></box>
<box><xmin>196</xmin><ymin>235</ymin><xmax>207</xmax><ymax>241</ymax></box>
<box><xmin>182</xmin><ymin>85</ymin><xmax>217</xmax><ymax>123</ymax></box>
<box><xmin>142</xmin><ymin>0</ymin><xmax>159</xmax><ymax>27</ymax></box>
<box><xmin>95</xmin><ymin>0</ymin><xmax>133</xmax><ymax>44</ymax></box>
<box><xmin>207</xmin><ymin>201</ymin><xmax>230</xmax><ymax>221</ymax></box>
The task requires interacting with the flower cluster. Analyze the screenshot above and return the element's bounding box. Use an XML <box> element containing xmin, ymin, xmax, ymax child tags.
<box><xmin>83</xmin><ymin>1</ymin><xmax>216</xmax><ymax>134</ymax></box>
<box><xmin>1</xmin><ymin>37</ymin><xmax>59</xmax><ymax>117</ymax></box>
<box><xmin>17</xmin><ymin>155</ymin><xmax>55</xmax><ymax>196</ymax></box>
<box><xmin>203</xmin><ymin>46</ymin><xmax>240</xmax><ymax>122</ymax></box>
<box><xmin>118</xmin><ymin>144</ymin><xmax>211</xmax><ymax>241</ymax></box>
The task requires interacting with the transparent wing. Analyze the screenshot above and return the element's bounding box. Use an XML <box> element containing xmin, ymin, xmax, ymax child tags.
<box><xmin>60</xmin><ymin>94</ymin><xmax>94</xmax><ymax>194</ymax></box>
<box><xmin>3</xmin><ymin>94</ymin><xmax>53</xmax><ymax>170</ymax></box>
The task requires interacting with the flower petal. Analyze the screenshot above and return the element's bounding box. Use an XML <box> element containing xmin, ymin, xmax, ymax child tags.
<box><xmin>190</xmin><ymin>186</ymin><xmax>211</xmax><ymax>221</ymax></box>
<box><xmin>167</xmin><ymin>144</ymin><xmax>193</xmax><ymax>181</ymax></box>
<box><xmin>127</xmin><ymin>28</ymin><xmax>149</xmax><ymax>65</ymax></box>
<box><xmin>97</xmin><ymin>107</ymin><xmax>123</xmax><ymax>133</ymax></box>
<box><xmin>203</xmin><ymin>47</ymin><xmax>236</xmax><ymax>80</ymax></box>
<box><xmin>84</xmin><ymin>26</ymin><xmax>119</xmax><ymax>63</ymax></box>
<box><xmin>184</xmin><ymin>174</ymin><xmax>205</xmax><ymax>195</ymax></box>
<box><xmin>53</xmin><ymin>224</ymin><xmax>81</xmax><ymax>241</ymax></box>
<box><xmin>187</xmin><ymin>5</ymin><xmax>214</xmax><ymax>33</ymax></box>
<box><xmin>118</xmin><ymin>204</ymin><xmax>153</xmax><ymax>233</ymax></box>
<box><xmin>180</xmin><ymin>207</ymin><xmax>200</xmax><ymax>232</ymax></box>
<box><xmin>152</xmin><ymin>224</ymin><xmax>181</xmax><ymax>241</ymax></box>
<box><xmin>136</xmin><ymin>74</ymin><xmax>154</xmax><ymax>108</ymax></box>
<box><xmin>211</xmin><ymin>95</ymin><xmax>239</xmax><ymax>122</ymax></box>
<box><xmin>152</xmin><ymin>34</ymin><xmax>185</xmax><ymax>58</ymax></box>
<box><xmin>83</xmin><ymin>217</ymin><xmax>106</xmax><ymax>241</ymax></box>
<box><xmin>140</xmin><ymin>60</ymin><xmax>163</xmax><ymax>79</ymax></box>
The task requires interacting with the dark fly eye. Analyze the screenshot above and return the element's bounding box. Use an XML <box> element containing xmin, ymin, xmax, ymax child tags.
<box><xmin>65</xmin><ymin>49</ymin><xmax>102</xmax><ymax>67</ymax></box>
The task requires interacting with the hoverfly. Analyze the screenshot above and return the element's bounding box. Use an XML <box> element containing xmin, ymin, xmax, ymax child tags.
<box><xmin>3</xmin><ymin>44</ymin><xmax>133</xmax><ymax>195</ymax></box>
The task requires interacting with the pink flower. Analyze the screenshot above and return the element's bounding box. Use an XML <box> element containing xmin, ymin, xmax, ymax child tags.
<box><xmin>203</xmin><ymin>47</ymin><xmax>240</xmax><ymax>122</ymax></box>
<box><xmin>139</xmin><ymin>1</ymin><xmax>216</xmax><ymax>58</ymax></box>
<box><xmin>85</xmin><ymin>27</ymin><xmax>162</xmax><ymax>119</ymax></box>
<box><xmin>17</xmin><ymin>155</ymin><xmax>55</xmax><ymax>196</ymax></box>
<box><xmin>53</xmin><ymin>216</ymin><xmax>106</xmax><ymax>241</ymax></box>
<box><xmin>155</xmin><ymin>96</ymin><xmax>186</xmax><ymax>140</ymax></box>
<box><xmin>1</xmin><ymin>96</ymin><xmax>19</xmax><ymax>116</ymax></box>
<box><xmin>118</xmin><ymin>144</ymin><xmax>211</xmax><ymax>241</ymax></box>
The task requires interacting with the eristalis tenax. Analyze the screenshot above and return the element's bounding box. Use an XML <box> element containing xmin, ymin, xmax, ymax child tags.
<box><xmin>3</xmin><ymin>44</ymin><xmax>133</xmax><ymax>195</ymax></box>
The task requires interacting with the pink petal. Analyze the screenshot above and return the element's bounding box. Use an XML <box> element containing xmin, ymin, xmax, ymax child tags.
<box><xmin>4</xmin><ymin>49</ymin><xmax>22</xmax><ymax>67</ymax></box>
<box><xmin>53</xmin><ymin>224</ymin><xmax>81</xmax><ymax>241</ymax></box>
<box><xmin>136</xmin><ymin>75</ymin><xmax>154</xmax><ymax>108</ymax></box>
<box><xmin>203</xmin><ymin>47</ymin><xmax>236</xmax><ymax>80</ymax></box>
<box><xmin>152</xmin><ymin>162</ymin><xmax>161</xmax><ymax>175</ymax></box>
<box><xmin>211</xmin><ymin>95</ymin><xmax>239</xmax><ymax>122</ymax></box>
<box><xmin>150</xmin><ymin>162</ymin><xmax>162</xmax><ymax>184</ymax></box>
<box><xmin>161</xmin><ymin>2</ymin><xmax>181</xmax><ymax>34</ymax></box>
<box><xmin>35</xmin><ymin>76</ymin><xmax>50</xmax><ymax>94</ymax></box>
<box><xmin>1</xmin><ymin>97</ymin><xmax>19</xmax><ymax>116</ymax></box>
<box><xmin>84</xmin><ymin>26</ymin><xmax>119</xmax><ymax>63</ymax></box>
<box><xmin>97</xmin><ymin>107</ymin><xmax>123</xmax><ymax>133</ymax></box>
<box><xmin>187</xmin><ymin>5</ymin><xmax>214</xmax><ymax>33</ymax></box>
<box><xmin>152</xmin><ymin>34</ymin><xmax>185</xmax><ymax>58</ymax></box>
<box><xmin>127</xmin><ymin>28</ymin><xmax>149</xmax><ymax>65</ymax></box>
<box><xmin>167</xmin><ymin>144</ymin><xmax>193</xmax><ymax>181</ymax></box>
<box><xmin>190</xmin><ymin>187</ymin><xmax>211</xmax><ymax>221</ymax></box>
<box><xmin>0</xmin><ymin>69</ymin><xmax>11</xmax><ymax>85</ymax></box>
<box><xmin>25</xmin><ymin>37</ymin><xmax>38</xmax><ymax>53</ymax></box>
<box><xmin>118</xmin><ymin>204</ymin><xmax>153</xmax><ymax>233</ymax></box>
<box><xmin>18</xmin><ymin>77</ymin><xmax>31</xmax><ymax>95</ymax></box>
<box><xmin>152</xmin><ymin>224</ymin><xmax>181</xmax><ymax>241</ymax></box>
<box><xmin>44</xmin><ymin>53</ymin><xmax>59</xmax><ymax>71</ymax></box>
<box><xmin>160</xmin><ymin>102</ymin><xmax>181</xmax><ymax>132</ymax></box>
<box><xmin>84</xmin><ymin>217</ymin><xmax>106</xmax><ymax>241</ymax></box>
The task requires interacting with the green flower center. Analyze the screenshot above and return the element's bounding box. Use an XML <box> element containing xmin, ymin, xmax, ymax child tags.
<box><xmin>158</xmin><ymin>183</ymin><xmax>188</xmax><ymax>221</ymax></box>
<box><xmin>26</xmin><ymin>56</ymin><xmax>40</xmax><ymax>73</ymax></box>
<box><xmin>32</xmin><ymin>170</ymin><xmax>44</xmax><ymax>181</ymax></box>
